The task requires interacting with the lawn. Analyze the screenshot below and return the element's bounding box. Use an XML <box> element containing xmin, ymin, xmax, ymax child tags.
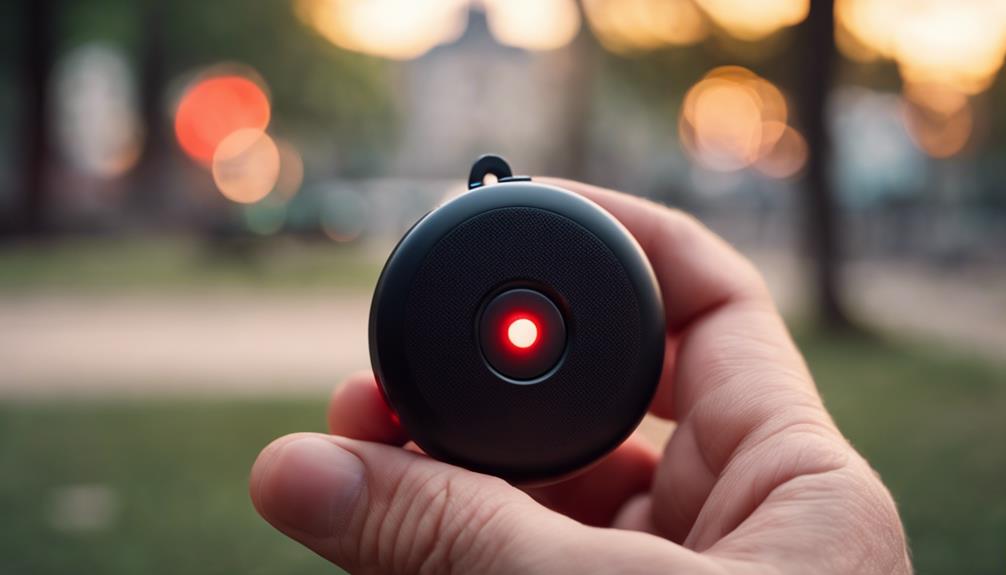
<box><xmin>0</xmin><ymin>237</ymin><xmax>383</xmax><ymax>293</ymax></box>
<box><xmin>0</xmin><ymin>332</ymin><xmax>1003</xmax><ymax>574</ymax></box>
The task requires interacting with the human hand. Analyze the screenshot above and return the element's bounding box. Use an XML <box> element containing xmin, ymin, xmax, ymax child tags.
<box><xmin>250</xmin><ymin>179</ymin><xmax>911</xmax><ymax>574</ymax></box>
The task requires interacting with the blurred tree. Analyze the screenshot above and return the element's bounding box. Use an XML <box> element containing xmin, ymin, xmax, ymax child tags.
<box><xmin>793</xmin><ymin>0</ymin><xmax>855</xmax><ymax>331</ymax></box>
<box><xmin>130</xmin><ymin>0</ymin><xmax>168</xmax><ymax>212</ymax></box>
<box><xmin>552</xmin><ymin>22</ymin><xmax>598</xmax><ymax>179</ymax></box>
<box><xmin>4</xmin><ymin>0</ymin><xmax>397</xmax><ymax>232</ymax></box>
<box><xmin>17</xmin><ymin>0</ymin><xmax>56</xmax><ymax>236</ymax></box>
<box><xmin>594</xmin><ymin>5</ymin><xmax>857</xmax><ymax>332</ymax></box>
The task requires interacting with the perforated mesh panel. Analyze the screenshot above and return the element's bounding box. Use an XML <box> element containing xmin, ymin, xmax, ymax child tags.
<box><xmin>403</xmin><ymin>207</ymin><xmax>648</xmax><ymax>472</ymax></box>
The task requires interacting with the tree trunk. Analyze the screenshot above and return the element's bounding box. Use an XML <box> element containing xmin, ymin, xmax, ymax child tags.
<box><xmin>129</xmin><ymin>0</ymin><xmax>169</xmax><ymax>218</ymax></box>
<box><xmin>14</xmin><ymin>0</ymin><xmax>56</xmax><ymax>236</ymax></box>
<box><xmin>552</xmin><ymin>0</ymin><xmax>597</xmax><ymax>180</ymax></box>
<box><xmin>795</xmin><ymin>0</ymin><xmax>856</xmax><ymax>331</ymax></box>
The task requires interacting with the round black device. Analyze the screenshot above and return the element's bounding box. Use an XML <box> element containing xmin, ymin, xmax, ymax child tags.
<box><xmin>369</xmin><ymin>155</ymin><xmax>665</xmax><ymax>483</ymax></box>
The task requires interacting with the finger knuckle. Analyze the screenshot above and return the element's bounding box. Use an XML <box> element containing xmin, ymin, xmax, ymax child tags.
<box><xmin>361</xmin><ymin>466</ymin><xmax>511</xmax><ymax>575</ymax></box>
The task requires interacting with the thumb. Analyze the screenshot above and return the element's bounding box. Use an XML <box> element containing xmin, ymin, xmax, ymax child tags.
<box><xmin>250</xmin><ymin>433</ymin><xmax>626</xmax><ymax>574</ymax></box>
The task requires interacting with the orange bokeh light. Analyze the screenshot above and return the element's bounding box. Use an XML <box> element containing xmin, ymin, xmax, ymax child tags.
<box><xmin>211</xmin><ymin>129</ymin><xmax>281</xmax><ymax>204</ymax></box>
<box><xmin>695</xmin><ymin>0</ymin><xmax>809</xmax><ymax>41</ymax></box>
<box><xmin>174</xmin><ymin>75</ymin><xmax>271</xmax><ymax>164</ymax></box>
<box><xmin>296</xmin><ymin>0</ymin><xmax>467</xmax><ymax>60</ymax></box>
<box><xmin>755</xmin><ymin>122</ymin><xmax>808</xmax><ymax>178</ymax></box>
<box><xmin>836</xmin><ymin>0</ymin><xmax>1006</xmax><ymax>95</ymax></box>
<box><xmin>680</xmin><ymin>66</ymin><xmax>806</xmax><ymax>178</ymax></box>
<box><xmin>583</xmin><ymin>0</ymin><xmax>709</xmax><ymax>53</ymax></box>
<box><xmin>901</xmin><ymin>89</ymin><xmax>973</xmax><ymax>159</ymax></box>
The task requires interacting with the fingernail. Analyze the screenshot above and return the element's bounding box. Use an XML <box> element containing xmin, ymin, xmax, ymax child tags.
<box><xmin>261</xmin><ymin>437</ymin><xmax>365</xmax><ymax>537</ymax></box>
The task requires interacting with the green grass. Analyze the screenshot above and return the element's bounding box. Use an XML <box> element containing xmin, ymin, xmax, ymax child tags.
<box><xmin>799</xmin><ymin>331</ymin><xmax>1006</xmax><ymax>574</ymax></box>
<box><xmin>0</xmin><ymin>237</ymin><xmax>382</xmax><ymax>293</ymax></box>
<box><xmin>0</xmin><ymin>399</ymin><xmax>341</xmax><ymax>575</ymax></box>
<box><xmin>0</xmin><ymin>333</ymin><xmax>1003</xmax><ymax>574</ymax></box>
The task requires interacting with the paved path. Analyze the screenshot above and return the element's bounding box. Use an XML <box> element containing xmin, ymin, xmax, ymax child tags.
<box><xmin>2</xmin><ymin>252</ymin><xmax>1003</xmax><ymax>399</ymax></box>
<box><xmin>1</xmin><ymin>292</ymin><xmax>370</xmax><ymax>398</ymax></box>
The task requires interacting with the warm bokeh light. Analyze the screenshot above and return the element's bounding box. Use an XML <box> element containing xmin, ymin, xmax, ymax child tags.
<box><xmin>211</xmin><ymin>129</ymin><xmax>281</xmax><ymax>204</ymax></box>
<box><xmin>694</xmin><ymin>0</ymin><xmax>809</xmax><ymax>41</ymax></box>
<box><xmin>755</xmin><ymin>122</ymin><xmax>808</xmax><ymax>178</ymax></box>
<box><xmin>836</xmin><ymin>0</ymin><xmax>1000</xmax><ymax>157</ymax></box>
<box><xmin>902</xmin><ymin>89</ymin><xmax>974</xmax><ymax>159</ymax></box>
<box><xmin>836</xmin><ymin>0</ymin><xmax>1006</xmax><ymax>95</ymax></box>
<box><xmin>482</xmin><ymin>0</ymin><xmax>581</xmax><ymax>51</ymax></box>
<box><xmin>680</xmin><ymin>66</ymin><xmax>803</xmax><ymax>177</ymax></box>
<box><xmin>296</xmin><ymin>0</ymin><xmax>468</xmax><ymax>60</ymax></box>
<box><xmin>174</xmin><ymin>74</ymin><xmax>271</xmax><ymax>164</ymax></box>
<box><xmin>894</xmin><ymin>2</ymin><xmax>1006</xmax><ymax>94</ymax></box>
<box><xmin>686</xmin><ymin>78</ymin><xmax>764</xmax><ymax>171</ymax></box>
<box><xmin>902</xmin><ymin>82</ymin><xmax>969</xmax><ymax>117</ymax></box>
<box><xmin>834</xmin><ymin>0</ymin><xmax>901</xmax><ymax>61</ymax></box>
<box><xmin>582</xmin><ymin>0</ymin><xmax>708</xmax><ymax>53</ymax></box>
<box><xmin>275</xmin><ymin>140</ymin><xmax>305</xmax><ymax>200</ymax></box>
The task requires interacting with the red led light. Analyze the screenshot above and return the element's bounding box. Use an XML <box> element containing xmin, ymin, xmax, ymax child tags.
<box><xmin>506</xmin><ymin>317</ymin><xmax>539</xmax><ymax>349</ymax></box>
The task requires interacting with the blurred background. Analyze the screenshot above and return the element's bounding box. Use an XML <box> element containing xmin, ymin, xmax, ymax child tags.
<box><xmin>0</xmin><ymin>0</ymin><xmax>1003</xmax><ymax>573</ymax></box>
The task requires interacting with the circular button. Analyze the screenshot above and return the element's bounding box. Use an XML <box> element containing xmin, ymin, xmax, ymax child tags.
<box><xmin>479</xmin><ymin>289</ymin><xmax>566</xmax><ymax>381</ymax></box>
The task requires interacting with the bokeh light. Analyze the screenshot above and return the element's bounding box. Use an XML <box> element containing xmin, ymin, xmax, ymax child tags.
<box><xmin>274</xmin><ymin>140</ymin><xmax>305</xmax><ymax>200</ymax></box>
<box><xmin>694</xmin><ymin>0</ymin><xmax>809</xmax><ymax>41</ymax></box>
<box><xmin>211</xmin><ymin>129</ymin><xmax>281</xmax><ymax>204</ymax></box>
<box><xmin>837</xmin><ymin>0</ymin><xmax>1006</xmax><ymax>95</ymax></box>
<box><xmin>174</xmin><ymin>74</ymin><xmax>271</xmax><ymax>164</ymax></box>
<box><xmin>831</xmin><ymin>87</ymin><xmax>927</xmax><ymax>206</ymax></box>
<box><xmin>836</xmin><ymin>0</ymin><xmax>1003</xmax><ymax>158</ymax></box>
<box><xmin>893</xmin><ymin>2</ymin><xmax>1006</xmax><ymax>95</ymax></box>
<box><xmin>243</xmin><ymin>197</ymin><xmax>288</xmax><ymax>235</ymax></box>
<box><xmin>835</xmin><ymin>0</ymin><xmax>901</xmax><ymax>61</ymax></box>
<box><xmin>685</xmin><ymin>77</ymin><xmax>764</xmax><ymax>171</ymax></box>
<box><xmin>482</xmin><ymin>0</ymin><xmax>581</xmax><ymax>51</ymax></box>
<box><xmin>54</xmin><ymin>43</ymin><xmax>142</xmax><ymax>179</ymax></box>
<box><xmin>901</xmin><ymin>88</ymin><xmax>973</xmax><ymax>159</ymax></box>
<box><xmin>296</xmin><ymin>0</ymin><xmax>468</xmax><ymax>60</ymax></box>
<box><xmin>582</xmin><ymin>0</ymin><xmax>709</xmax><ymax>53</ymax></box>
<box><xmin>321</xmin><ymin>188</ymin><xmax>368</xmax><ymax>242</ymax></box>
<box><xmin>902</xmin><ymin>82</ymin><xmax>969</xmax><ymax>117</ymax></box>
<box><xmin>680</xmin><ymin>66</ymin><xmax>805</xmax><ymax>177</ymax></box>
<box><xmin>755</xmin><ymin>123</ymin><xmax>809</xmax><ymax>178</ymax></box>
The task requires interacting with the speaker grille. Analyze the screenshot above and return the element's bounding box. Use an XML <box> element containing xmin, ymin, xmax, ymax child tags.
<box><xmin>403</xmin><ymin>207</ymin><xmax>647</xmax><ymax>474</ymax></box>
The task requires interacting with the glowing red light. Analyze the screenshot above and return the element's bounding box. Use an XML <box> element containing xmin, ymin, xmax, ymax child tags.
<box><xmin>506</xmin><ymin>318</ymin><xmax>539</xmax><ymax>349</ymax></box>
<box><xmin>174</xmin><ymin>75</ymin><xmax>271</xmax><ymax>165</ymax></box>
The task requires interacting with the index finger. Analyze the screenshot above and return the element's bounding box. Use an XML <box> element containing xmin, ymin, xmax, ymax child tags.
<box><xmin>539</xmin><ymin>177</ymin><xmax>825</xmax><ymax>424</ymax></box>
<box><xmin>541</xmin><ymin>178</ymin><xmax>842</xmax><ymax>544</ymax></box>
<box><xmin>537</xmin><ymin>178</ymin><xmax>770</xmax><ymax>331</ymax></box>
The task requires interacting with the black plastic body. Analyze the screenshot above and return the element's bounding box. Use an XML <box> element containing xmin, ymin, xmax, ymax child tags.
<box><xmin>369</xmin><ymin>179</ymin><xmax>665</xmax><ymax>483</ymax></box>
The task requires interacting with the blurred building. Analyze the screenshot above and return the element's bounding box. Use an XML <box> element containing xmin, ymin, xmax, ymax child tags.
<box><xmin>393</xmin><ymin>10</ymin><xmax>568</xmax><ymax>178</ymax></box>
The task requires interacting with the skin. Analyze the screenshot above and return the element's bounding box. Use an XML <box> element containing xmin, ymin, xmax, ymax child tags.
<box><xmin>249</xmin><ymin>179</ymin><xmax>912</xmax><ymax>574</ymax></box>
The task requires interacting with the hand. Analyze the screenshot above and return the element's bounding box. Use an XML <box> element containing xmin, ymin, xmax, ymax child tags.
<box><xmin>249</xmin><ymin>179</ymin><xmax>911</xmax><ymax>574</ymax></box>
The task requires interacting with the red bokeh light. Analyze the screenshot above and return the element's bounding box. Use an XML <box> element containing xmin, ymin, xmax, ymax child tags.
<box><xmin>174</xmin><ymin>75</ymin><xmax>270</xmax><ymax>164</ymax></box>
